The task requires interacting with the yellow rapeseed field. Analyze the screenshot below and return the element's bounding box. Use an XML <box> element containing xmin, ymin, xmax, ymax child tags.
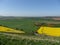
<box><xmin>0</xmin><ymin>26</ymin><xmax>25</xmax><ymax>33</ymax></box>
<box><xmin>37</xmin><ymin>26</ymin><xmax>60</xmax><ymax>37</ymax></box>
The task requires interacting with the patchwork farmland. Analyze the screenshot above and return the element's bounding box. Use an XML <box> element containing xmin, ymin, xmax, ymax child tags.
<box><xmin>0</xmin><ymin>17</ymin><xmax>60</xmax><ymax>45</ymax></box>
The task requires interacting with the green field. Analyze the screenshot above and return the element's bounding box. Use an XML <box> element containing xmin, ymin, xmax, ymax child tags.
<box><xmin>0</xmin><ymin>17</ymin><xmax>60</xmax><ymax>45</ymax></box>
<box><xmin>0</xmin><ymin>17</ymin><xmax>60</xmax><ymax>33</ymax></box>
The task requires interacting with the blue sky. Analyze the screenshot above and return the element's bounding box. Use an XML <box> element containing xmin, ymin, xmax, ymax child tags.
<box><xmin>0</xmin><ymin>0</ymin><xmax>60</xmax><ymax>17</ymax></box>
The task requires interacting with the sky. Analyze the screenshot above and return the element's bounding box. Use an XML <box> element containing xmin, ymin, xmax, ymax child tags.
<box><xmin>0</xmin><ymin>0</ymin><xmax>60</xmax><ymax>17</ymax></box>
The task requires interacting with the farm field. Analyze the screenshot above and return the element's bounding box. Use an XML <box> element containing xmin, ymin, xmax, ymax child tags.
<box><xmin>0</xmin><ymin>26</ymin><xmax>25</xmax><ymax>34</ymax></box>
<box><xmin>0</xmin><ymin>17</ymin><xmax>60</xmax><ymax>33</ymax></box>
<box><xmin>0</xmin><ymin>17</ymin><xmax>60</xmax><ymax>45</ymax></box>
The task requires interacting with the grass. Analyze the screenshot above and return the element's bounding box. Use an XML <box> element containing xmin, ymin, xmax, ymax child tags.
<box><xmin>0</xmin><ymin>18</ymin><xmax>39</xmax><ymax>33</ymax></box>
<box><xmin>0</xmin><ymin>17</ymin><xmax>60</xmax><ymax>33</ymax></box>
<box><xmin>0</xmin><ymin>17</ymin><xmax>60</xmax><ymax>45</ymax></box>
<box><xmin>0</xmin><ymin>33</ymin><xmax>60</xmax><ymax>45</ymax></box>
